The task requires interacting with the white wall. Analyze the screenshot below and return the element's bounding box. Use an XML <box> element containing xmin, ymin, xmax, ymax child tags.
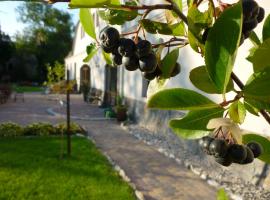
<box><xmin>65</xmin><ymin>1</ymin><xmax>270</xmax><ymax>135</ymax></box>
<box><xmin>119</xmin><ymin>0</ymin><xmax>270</xmax><ymax>135</ymax></box>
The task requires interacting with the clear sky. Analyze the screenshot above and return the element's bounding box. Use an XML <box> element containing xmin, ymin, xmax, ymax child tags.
<box><xmin>0</xmin><ymin>1</ymin><xmax>79</xmax><ymax>38</ymax></box>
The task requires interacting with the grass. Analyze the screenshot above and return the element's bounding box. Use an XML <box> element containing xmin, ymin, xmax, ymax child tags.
<box><xmin>13</xmin><ymin>85</ymin><xmax>44</xmax><ymax>93</ymax></box>
<box><xmin>0</xmin><ymin>137</ymin><xmax>136</xmax><ymax>200</ymax></box>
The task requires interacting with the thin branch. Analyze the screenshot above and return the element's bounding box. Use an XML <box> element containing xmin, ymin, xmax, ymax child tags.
<box><xmin>120</xmin><ymin>4</ymin><xmax>173</xmax><ymax>11</ymax></box>
<box><xmin>171</xmin><ymin>3</ymin><xmax>188</xmax><ymax>24</ymax></box>
<box><xmin>152</xmin><ymin>38</ymin><xmax>187</xmax><ymax>48</ymax></box>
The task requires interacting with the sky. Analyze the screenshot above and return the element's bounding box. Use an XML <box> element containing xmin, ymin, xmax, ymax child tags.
<box><xmin>0</xmin><ymin>1</ymin><xmax>79</xmax><ymax>38</ymax></box>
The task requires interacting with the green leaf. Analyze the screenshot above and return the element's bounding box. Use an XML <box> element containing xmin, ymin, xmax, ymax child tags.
<box><xmin>228</xmin><ymin>101</ymin><xmax>246</xmax><ymax>124</ymax></box>
<box><xmin>83</xmin><ymin>44</ymin><xmax>98</xmax><ymax>62</ymax></box>
<box><xmin>243</xmin><ymin>67</ymin><xmax>270</xmax><ymax>102</ymax></box>
<box><xmin>244</xmin><ymin>101</ymin><xmax>259</xmax><ymax>116</ymax></box>
<box><xmin>80</xmin><ymin>9</ymin><xmax>96</xmax><ymax>40</ymax></box>
<box><xmin>263</xmin><ymin>14</ymin><xmax>270</xmax><ymax>41</ymax></box>
<box><xmin>70</xmin><ymin>0</ymin><xmax>120</xmax><ymax>8</ymax></box>
<box><xmin>205</xmin><ymin>2</ymin><xmax>242</xmax><ymax>94</ymax></box>
<box><xmin>243</xmin><ymin>134</ymin><xmax>270</xmax><ymax>164</ymax></box>
<box><xmin>139</xmin><ymin>19</ymin><xmax>185</xmax><ymax>36</ymax></box>
<box><xmin>248</xmin><ymin>38</ymin><xmax>270</xmax><ymax>72</ymax></box>
<box><xmin>217</xmin><ymin>188</ymin><xmax>229</xmax><ymax>200</ymax></box>
<box><xmin>190</xmin><ymin>66</ymin><xmax>234</xmax><ymax>94</ymax></box>
<box><xmin>160</xmin><ymin>48</ymin><xmax>180</xmax><ymax>78</ymax></box>
<box><xmin>97</xmin><ymin>1</ymin><xmax>138</xmax><ymax>25</ymax></box>
<box><xmin>147</xmin><ymin>88</ymin><xmax>221</xmax><ymax>110</ymax></box>
<box><xmin>102</xmin><ymin>51</ymin><xmax>112</xmax><ymax>65</ymax></box>
<box><xmin>173</xmin><ymin>0</ymin><xmax>182</xmax><ymax>11</ymax></box>
<box><xmin>245</xmin><ymin>98</ymin><xmax>270</xmax><ymax>112</ymax></box>
<box><xmin>249</xmin><ymin>31</ymin><xmax>261</xmax><ymax>46</ymax></box>
<box><xmin>169</xmin><ymin>107</ymin><xmax>224</xmax><ymax>139</ymax></box>
<box><xmin>187</xmin><ymin>5</ymin><xmax>213</xmax><ymax>53</ymax></box>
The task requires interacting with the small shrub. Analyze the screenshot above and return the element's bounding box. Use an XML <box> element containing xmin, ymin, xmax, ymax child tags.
<box><xmin>55</xmin><ymin>122</ymin><xmax>87</xmax><ymax>135</ymax></box>
<box><xmin>0</xmin><ymin>122</ymin><xmax>23</xmax><ymax>137</ymax></box>
<box><xmin>23</xmin><ymin>123</ymin><xmax>56</xmax><ymax>136</ymax></box>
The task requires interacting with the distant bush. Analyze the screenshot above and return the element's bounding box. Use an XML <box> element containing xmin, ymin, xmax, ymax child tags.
<box><xmin>55</xmin><ymin>122</ymin><xmax>87</xmax><ymax>135</ymax></box>
<box><xmin>0</xmin><ymin>122</ymin><xmax>24</xmax><ymax>137</ymax></box>
<box><xmin>23</xmin><ymin>123</ymin><xmax>56</xmax><ymax>136</ymax></box>
<box><xmin>0</xmin><ymin>122</ymin><xmax>86</xmax><ymax>137</ymax></box>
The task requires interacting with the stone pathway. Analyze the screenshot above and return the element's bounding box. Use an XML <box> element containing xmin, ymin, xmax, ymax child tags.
<box><xmin>0</xmin><ymin>93</ymin><xmax>217</xmax><ymax>200</ymax></box>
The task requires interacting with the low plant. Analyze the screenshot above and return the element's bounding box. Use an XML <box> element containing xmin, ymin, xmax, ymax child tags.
<box><xmin>0</xmin><ymin>122</ymin><xmax>86</xmax><ymax>137</ymax></box>
<box><xmin>55</xmin><ymin>122</ymin><xmax>87</xmax><ymax>135</ymax></box>
<box><xmin>0</xmin><ymin>122</ymin><xmax>23</xmax><ymax>137</ymax></box>
<box><xmin>23</xmin><ymin>123</ymin><xmax>56</xmax><ymax>136</ymax></box>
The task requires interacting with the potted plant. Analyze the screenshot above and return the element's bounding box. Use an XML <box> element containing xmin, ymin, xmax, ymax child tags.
<box><xmin>115</xmin><ymin>95</ymin><xmax>128</xmax><ymax>122</ymax></box>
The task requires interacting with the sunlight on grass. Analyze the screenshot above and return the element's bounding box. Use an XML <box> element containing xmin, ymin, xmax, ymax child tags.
<box><xmin>0</xmin><ymin>137</ymin><xmax>136</xmax><ymax>200</ymax></box>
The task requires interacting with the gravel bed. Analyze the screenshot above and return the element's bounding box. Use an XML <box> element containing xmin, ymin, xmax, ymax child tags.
<box><xmin>125</xmin><ymin>124</ymin><xmax>270</xmax><ymax>200</ymax></box>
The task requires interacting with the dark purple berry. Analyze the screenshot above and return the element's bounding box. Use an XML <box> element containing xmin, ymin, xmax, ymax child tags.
<box><xmin>247</xmin><ymin>142</ymin><xmax>263</xmax><ymax>158</ymax></box>
<box><xmin>199</xmin><ymin>136</ymin><xmax>214</xmax><ymax>155</ymax></box>
<box><xmin>215</xmin><ymin>154</ymin><xmax>232</xmax><ymax>167</ymax></box>
<box><xmin>257</xmin><ymin>7</ymin><xmax>265</xmax><ymax>23</ymax></box>
<box><xmin>139</xmin><ymin>53</ymin><xmax>157</xmax><ymax>73</ymax></box>
<box><xmin>137</xmin><ymin>40</ymin><xmax>152</xmax><ymax>57</ymax></box>
<box><xmin>118</xmin><ymin>38</ymin><xmax>136</xmax><ymax>57</ymax></box>
<box><xmin>99</xmin><ymin>27</ymin><xmax>120</xmax><ymax>49</ymax></box>
<box><xmin>228</xmin><ymin>144</ymin><xmax>247</xmax><ymax>163</ymax></box>
<box><xmin>242</xmin><ymin>0</ymin><xmax>259</xmax><ymax>21</ymax></box>
<box><xmin>241</xmin><ymin>146</ymin><xmax>254</xmax><ymax>164</ymax></box>
<box><xmin>122</xmin><ymin>55</ymin><xmax>139</xmax><ymax>71</ymax></box>
<box><xmin>243</xmin><ymin>19</ymin><xmax>258</xmax><ymax>32</ymax></box>
<box><xmin>209</xmin><ymin>139</ymin><xmax>228</xmax><ymax>158</ymax></box>
<box><xmin>111</xmin><ymin>53</ymin><xmax>122</xmax><ymax>65</ymax></box>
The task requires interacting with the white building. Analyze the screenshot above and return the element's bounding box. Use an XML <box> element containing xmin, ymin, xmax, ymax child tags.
<box><xmin>65</xmin><ymin>0</ymin><xmax>270</xmax><ymax>135</ymax></box>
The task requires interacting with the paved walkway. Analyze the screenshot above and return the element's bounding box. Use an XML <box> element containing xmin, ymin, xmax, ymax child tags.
<box><xmin>0</xmin><ymin>93</ymin><xmax>217</xmax><ymax>200</ymax></box>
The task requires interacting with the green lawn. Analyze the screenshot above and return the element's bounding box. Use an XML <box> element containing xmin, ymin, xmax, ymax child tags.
<box><xmin>0</xmin><ymin>137</ymin><xmax>136</xmax><ymax>200</ymax></box>
<box><xmin>13</xmin><ymin>85</ymin><xmax>44</xmax><ymax>93</ymax></box>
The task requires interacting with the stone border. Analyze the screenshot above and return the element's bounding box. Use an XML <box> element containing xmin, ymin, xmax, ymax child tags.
<box><xmin>121</xmin><ymin>123</ymin><xmax>270</xmax><ymax>200</ymax></box>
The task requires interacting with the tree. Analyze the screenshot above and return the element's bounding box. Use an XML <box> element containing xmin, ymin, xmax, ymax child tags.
<box><xmin>15</xmin><ymin>2</ymin><xmax>73</xmax><ymax>82</ymax></box>
<box><xmin>0</xmin><ymin>30</ymin><xmax>15</xmax><ymax>82</ymax></box>
<box><xmin>44</xmin><ymin>0</ymin><xmax>270</xmax><ymax>166</ymax></box>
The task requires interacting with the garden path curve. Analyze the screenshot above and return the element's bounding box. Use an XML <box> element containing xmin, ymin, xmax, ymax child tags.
<box><xmin>0</xmin><ymin>93</ymin><xmax>217</xmax><ymax>200</ymax></box>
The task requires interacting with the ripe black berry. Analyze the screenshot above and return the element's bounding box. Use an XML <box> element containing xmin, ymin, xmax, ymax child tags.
<box><xmin>99</xmin><ymin>27</ymin><xmax>120</xmax><ymax>49</ymax></box>
<box><xmin>209</xmin><ymin>139</ymin><xmax>228</xmax><ymax>158</ymax></box>
<box><xmin>257</xmin><ymin>7</ymin><xmax>265</xmax><ymax>23</ymax></box>
<box><xmin>118</xmin><ymin>38</ymin><xmax>136</xmax><ymax>57</ymax></box>
<box><xmin>137</xmin><ymin>40</ymin><xmax>152</xmax><ymax>57</ymax></box>
<box><xmin>242</xmin><ymin>0</ymin><xmax>259</xmax><ymax>21</ymax></box>
<box><xmin>215</xmin><ymin>154</ymin><xmax>232</xmax><ymax>167</ymax></box>
<box><xmin>241</xmin><ymin>146</ymin><xmax>254</xmax><ymax>164</ymax></box>
<box><xmin>228</xmin><ymin>144</ymin><xmax>247</xmax><ymax>163</ymax></box>
<box><xmin>142</xmin><ymin>66</ymin><xmax>162</xmax><ymax>81</ymax></box>
<box><xmin>111</xmin><ymin>53</ymin><xmax>122</xmax><ymax>65</ymax></box>
<box><xmin>199</xmin><ymin>136</ymin><xmax>214</xmax><ymax>155</ymax></box>
<box><xmin>247</xmin><ymin>142</ymin><xmax>263</xmax><ymax>158</ymax></box>
<box><xmin>139</xmin><ymin>53</ymin><xmax>157</xmax><ymax>73</ymax></box>
<box><xmin>122</xmin><ymin>55</ymin><xmax>139</xmax><ymax>71</ymax></box>
<box><xmin>243</xmin><ymin>19</ymin><xmax>258</xmax><ymax>32</ymax></box>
